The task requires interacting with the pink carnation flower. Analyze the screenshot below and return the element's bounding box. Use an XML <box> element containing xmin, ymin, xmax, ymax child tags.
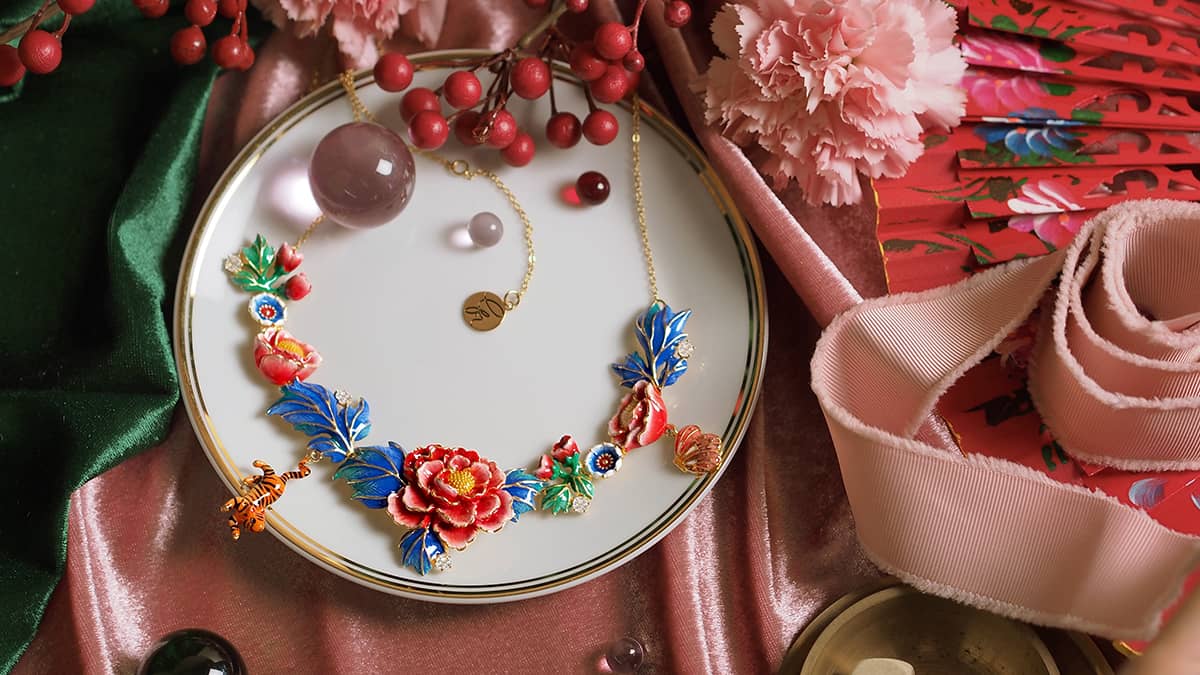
<box><xmin>697</xmin><ymin>0</ymin><xmax>967</xmax><ymax>206</ymax></box>
<box><xmin>252</xmin><ymin>0</ymin><xmax>446</xmax><ymax>68</ymax></box>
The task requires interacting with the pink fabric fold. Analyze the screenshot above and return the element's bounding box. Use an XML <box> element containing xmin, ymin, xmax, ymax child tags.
<box><xmin>812</xmin><ymin>200</ymin><xmax>1200</xmax><ymax>640</ymax></box>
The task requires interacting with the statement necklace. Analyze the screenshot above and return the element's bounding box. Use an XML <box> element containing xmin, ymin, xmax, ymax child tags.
<box><xmin>217</xmin><ymin>71</ymin><xmax>724</xmax><ymax>575</ymax></box>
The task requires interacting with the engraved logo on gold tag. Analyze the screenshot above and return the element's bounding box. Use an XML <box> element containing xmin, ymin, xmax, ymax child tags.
<box><xmin>462</xmin><ymin>291</ymin><xmax>506</xmax><ymax>331</ymax></box>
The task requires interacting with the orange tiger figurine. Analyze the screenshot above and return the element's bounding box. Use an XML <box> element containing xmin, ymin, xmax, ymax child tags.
<box><xmin>221</xmin><ymin>458</ymin><xmax>312</xmax><ymax>540</ymax></box>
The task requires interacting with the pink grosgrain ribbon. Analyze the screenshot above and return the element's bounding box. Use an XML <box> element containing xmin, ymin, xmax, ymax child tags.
<box><xmin>811</xmin><ymin>200</ymin><xmax>1200</xmax><ymax>640</ymax></box>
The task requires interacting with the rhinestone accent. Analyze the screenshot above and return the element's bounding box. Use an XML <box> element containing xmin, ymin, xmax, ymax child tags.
<box><xmin>334</xmin><ymin>390</ymin><xmax>352</xmax><ymax>407</ymax></box>
<box><xmin>571</xmin><ymin>496</ymin><xmax>591</xmax><ymax>514</ymax></box>
<box><xmin>223</xmin><ymin>254</ymin><xmax>244</xmax><ymax>274</ymax></box>
<box><xmin>432</xmin><ymin>553</ymin><xmax>453</xmax><ymax>572</ymax></box>
<box><xmin>675</xmin><ymin>339</ymin><xmax>695</xmax><ymax>359</ymax></box>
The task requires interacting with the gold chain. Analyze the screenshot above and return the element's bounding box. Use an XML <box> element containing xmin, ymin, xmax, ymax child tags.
<box><xmin>630</xmin><ymin>98</ymin><xmax>661</xmax><ymax>305</ymax></box>
<box><xmin>336</xmin><ymin>71</ymin><xmax>536</xmax><ymax>311</ymax></box>
<box><xmin>326</xmin><ymin>71</ymin><xmax>660</xmax><ymax>312</ymax></box>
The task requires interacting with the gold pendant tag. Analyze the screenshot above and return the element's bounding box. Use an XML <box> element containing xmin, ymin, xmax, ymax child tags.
<box><xmin>462</xmin><ymin>291</ymin><xmax>506</xmax><ymax>331</ymax></box>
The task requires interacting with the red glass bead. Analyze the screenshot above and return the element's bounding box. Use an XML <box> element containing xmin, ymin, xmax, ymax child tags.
<box><xmin>374</xmin><ymin>53</ymin><xmax>413</xmax><ymax>92</ymax></box>
<box><xmin>454</xmin><ymin>110</ymin><xmax>483</xmax><ymax>146</ymax></box>
<box><xmin>664</xmin><ymin>0</ymin><xmax>692</xmax><ymax>28</ymax></box>
<box><xmin>569</xmin><ymin>42</ymin><xmax>607</xmax><ymax>82</ymax></box>
<box><xmin>18</xmin><ymin>30</ymin><xmax>61</xmax><ymax>75</ymax></box>
<box><xmin>623</xmin><ymin>50</ymin><xmax>645</xmax><ymax>73</ymax></box>
<box><xmin>409</xmin><ymin>110</ymin><xmax>450</xmax><ymax>149</ymax></box>
<box><xmin>576</xmin><ymin>171</ymin><xmax>610</xmax><ymax>205</ymax></box>
<box><xmin>170</xmin><ymin>26</ymin><xmax>207</xmax><ymax>65</ymax></box>
<box><xmin>501</xmin><ymin>131</ymin><xmax>536</xmax><ymax>167</ymax></box>
<box><xmin>400</xmin><ymin>87</ymin><xmax>440</xmax><ymax>122</ymax></box>
<box><xmin>582</xmin><ymin>109</ymin><xmax>619</xmax><ymax>145</ymax></box>
<box><xmin>0</xmin><ymin>45</ymin><xmax>25</xmax><ymax>87</ymax></box>
<box><xmin>485</xmin><ymin>109</ymin><xmax>518</xmax><ymax>149</ymax></box>
<box><xmin>589</xmin><ymin>64</ymin><xmax>629</xmax><ymax>104</ymax></box>
<box><xmin>593</xmin><ymin>22</ymin><xmax>632</xmax><ymax>61</ymax></box>
<box><xmin>184</xmin><ymin>0</ymin><xmax>217</xmax><ymax>26</ymax></box>
<box><xmin>212</xmin><ymin>35</ymin><xmax>247</xmax><ymax>70</ymax></box>
<box><xmin>545</xmin><ymin>112</ymin><xmax>582</xmax><ymax>149</ymax></box>
<box><xmin>216</xmin><ymin>0</ymin><xmax>244</xmax><ymax>18</ymax></box>
<box><xmin>58</xmin><ymin>0</ymin><xmax>95</xmax><ymax>14</ymax></box>
<box><xmin>443</xmin><ymin>70</ymin><xmax>482</xmax><ymax>109</ymax></box>
<box><xmin>133</xmin><ymin>0</ymin><xmax>170</xmax><ymax>18</ymax></box>
<box><xmin>565</xmin><ymin>0</ymin><xmax>588</xmax><ymax>12</ymax></box>
<box><xmin>511</xmin><ymin>57</ymin><xmax>550</xmax><ymax>100</ymax></box>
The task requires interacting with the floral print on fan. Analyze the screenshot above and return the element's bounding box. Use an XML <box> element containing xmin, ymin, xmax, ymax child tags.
<box><xmin>1006</xmin><ymin>179</ymin><xmax>1083</xmax><ymax>215</ymax></box>
<box><xmin>960</xmin><ymin>31</ymin><xmax>1060</xmax><ymax>75</ymax></box>
<box><xmin>972</xmin><ymin>125</ymin><xmax>1087</xmax><ymax>166</ymax></box>
<box><xmin>1009</xmin><ymin>212</ymin><xmax>1089</xmax><ymax>248</ymax></box>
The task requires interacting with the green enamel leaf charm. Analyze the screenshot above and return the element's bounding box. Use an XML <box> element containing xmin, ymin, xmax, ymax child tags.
<box><xmin>231</xmin><ymin>235</ymin><xmax>284</xmax><ymax>294</ymax></box>
<box><xmin>541</xmin><ymin>483</ymin><xmax>572</xmax><ymax>514</ymax></box>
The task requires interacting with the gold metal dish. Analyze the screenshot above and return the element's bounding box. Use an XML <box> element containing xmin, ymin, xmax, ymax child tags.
<box><xmin>781</xmin><ymin>583</ymin><xmax>1114</xmax><ymax>675</ymax></box>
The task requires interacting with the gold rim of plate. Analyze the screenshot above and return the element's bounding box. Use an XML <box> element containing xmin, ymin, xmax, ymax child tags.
<box><xmin>173</xmin><ymin>50</ymin><xmax>769</xmax><ymax>600</ymax></box>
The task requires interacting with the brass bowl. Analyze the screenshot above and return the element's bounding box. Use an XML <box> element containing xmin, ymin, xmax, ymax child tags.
<box><xmin>800</xmin><ymin>586</ymin><xmax>1061</xmax><ymax>675</ymax></box>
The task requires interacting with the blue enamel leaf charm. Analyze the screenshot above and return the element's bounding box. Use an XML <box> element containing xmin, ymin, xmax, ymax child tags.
<box><xmin>501</xmin><ymin>469</ymin><xmax>545</xmax><ymax>522</ymax></box>
<box><xmin>399</xmin><ymin>527</ymin><xmax>445</xmax><ymax>575</ymax></box>
<box><xmin>332</xmin><ymin>442</ymin><xmax>406</xmax><ymax>509</ymax></box>
<box><xmin>611</xmin><ymin>302</ymin><xmax>693</xmax><ymax>388</ymax></box>
<box><xmin>266</xmin><ymin>380</ymin><xmax>371</xmax><ymax>462</ymax></box>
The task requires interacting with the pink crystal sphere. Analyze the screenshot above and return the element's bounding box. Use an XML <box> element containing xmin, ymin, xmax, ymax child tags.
<box><xmin>308</xmin><ymin>122</ymin><xmax>415</xmax><ymax>228</ymax></box>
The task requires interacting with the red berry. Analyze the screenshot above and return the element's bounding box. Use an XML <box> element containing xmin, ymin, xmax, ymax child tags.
<box><xmin>133</xmin><ymin>0</ymin><xmax>170</xmax><ymax>18</ymax></box>
<box><xmin>374</xmin><ymin>53</ymin><xmax>414</xmax><ymax>92</ymax></box>
<box><xmin>212</xmin><ymin>35</ymin><xmax>247</xmax><ymax>70</ymax></box>
<box><xmin>0</xmin><ymin>45</ymin><xmax>25</xmax><ymax>87</ymax></box>
<box><xmin>170</xmin><ymin>26</ymin><xmax>207</xmax><ymax>65</ymax></box>
<box><xmin>58</xmin><ymin>0</ymin><xmax>95</xmax><ymax>14</ymax></box>
<box><xmin>501</xmin><ymin>131</ymin><xmax>536</xmax><ymax>167</ymax></box>
<box><xmin>623</xmin><ymin>50</ymin><xmax>645</xmax><ymax>72</ymax></box>
<box><xmin>569</xmin><ymin>42</ymin><xmax>607</xmax><ymax>82</ymax></box>
<box><xmin>454</xmin><ymin>110</ymin><xmax>483</xmax><ymax>146</ymax></box>
<box><xmin>18</xmin><ymin>30</ymin><xmax>61</xmax><ymax>75</ymax></box>
<box><xmin>485</xmin><ymin>109</ymin><xmax>518</xmax><ymax>149</ymax></box>
<box><xmin>545</xmin><ymin>112</ymin><xmax>582</xmax><ymax>149</ymax></box>
<box><xmin>443</xmin><ymin>70</ymin><xmax>482</xmax><ymax>109</ymax></box>
<box><xmin>593</xmin><ymin>22</ymin><xmax>633</xmax><ymax>61</ymax></box>
<box><xmin>400</xmin><ymin>87</ymin><xmax>440</xmax><ymax>122</ymax></box>
<box><xmin>582</xmin><ymin>109</ymin><xmax>619</xmax><ymax>145</ymax></box>
<box><xmin>589</xmin><ymin>64</ymin><xmax>629</xmax><ymax>104</ymax></box>
<box><xmin>576</xmin><ymin>171</ymin><xmax>611</xmax><ymax>204</ymax></box>
<box><xmin>184</xmin><ymin>0</ymin><xmax>217</xmax><ymax>25</ymax></box>
<box><xmin>565</xmin><ymin>0</ymin><xmax>588</xmax><ymax>12</ymax></box>
<box><xmin>285</xmin><ymin>273</ymin><xmax>312</xmax><ymax>301</ymax></box>
<box><xmin>239</xmin><ymin>44</ymin><xmax>256</xmax><ymax>71</ymax></box>
<box><xmin>664</xmin><ymin>0</ymin><xmax>692</xmax><ymax>28</ymax></box>
<box><xmin>511</xmin><ymin>57</ymin><xmax>550</xmax><ymax>100</ymax></box>
<box><xmin>217</xmin><ymin>0</ymin><xmax>244</xmax><ymax>18</ymax></box>
<box><xmin>409</xmin><ymin>110</ymin><xmax>450</xmax><ymax>149</ymax></box>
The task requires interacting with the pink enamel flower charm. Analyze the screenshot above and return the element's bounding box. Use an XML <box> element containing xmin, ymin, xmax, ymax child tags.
<box><xmin>608</xmin><ymin>380</ymin><xmax>668</xmax><ymax>450</ymax></box>
<box><xmin>253</xmin><ymin>328</ymin><xmax>322</xmax><ymax>385</ymax></box>
<box><xmin>536</xmin><ymin>435</ymin><xmax>580</xmax><ymax>480</ymax></box>
<box><xmin>387</xmin><ymin>445</ymin><xmax>515</xmax><ymax>549</ymax></box>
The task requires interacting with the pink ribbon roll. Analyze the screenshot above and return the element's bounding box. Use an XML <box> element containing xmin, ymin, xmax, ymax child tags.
<box><xmin>811</xmin><ymin>200</ymin><xmax>1200</xmax><ymax>640</ymax></box>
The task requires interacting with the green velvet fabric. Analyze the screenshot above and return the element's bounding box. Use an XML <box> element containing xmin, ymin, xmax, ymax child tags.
<box><xmin>0</xmin><ymin>5</ymin><xmax>218</xmax><ymax>671</ymax></box>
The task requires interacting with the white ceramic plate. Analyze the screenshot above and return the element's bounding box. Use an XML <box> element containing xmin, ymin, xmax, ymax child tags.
<box><xmin>175</xmin><ymin>51</ymin><xmax>767</xmax><ymax>602</ymax></box>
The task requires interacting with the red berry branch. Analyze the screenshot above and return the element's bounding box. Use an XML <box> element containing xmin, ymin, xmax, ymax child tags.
<box><xmin>0</xmin><ymin>0</ymin><xmax>254</xmax><ymax>88</ymax></box>
<box><xmin>372</xmin><ymin>0</ymin><xmax>692</xmax><ymax>167</ymax></box>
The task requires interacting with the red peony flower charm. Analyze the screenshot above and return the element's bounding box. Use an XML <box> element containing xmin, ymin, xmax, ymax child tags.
<box><xmin>608</xmin><ymin>380</ymin><xmax>668</xmax><ymax>450</ymax></box>
<box><xmin>253</xmin><ymin>328</ymin><xmax>322</xmax><ymax>385</ymax></box>
<box><xmin>388</xmin><ymin>445</ymin><xmax>515</xmax><ymax>549</ymax></box>
<box><xmin>535</xmin><ymin>435</ymin><xmax>580</xmax><ymax>479</ymax></box>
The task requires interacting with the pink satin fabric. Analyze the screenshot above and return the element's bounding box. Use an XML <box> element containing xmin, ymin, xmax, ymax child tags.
<box><xmin>11</xmin><ymin>1</ymin><xmax>895</xmax><ymax>672</ymax></box>
<box><xmin>812</xmin><ymin>200</ymin><xmax>1200</xmax><ymax>641</ymax></box>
